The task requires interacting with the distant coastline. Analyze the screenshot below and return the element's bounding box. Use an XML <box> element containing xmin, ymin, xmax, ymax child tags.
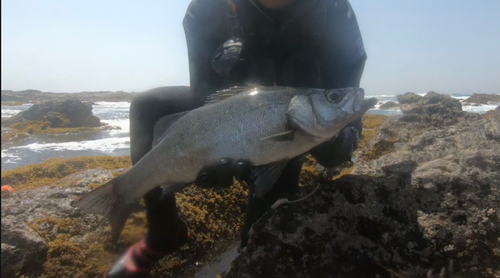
<box><xmin>1</xmin><ymin>89</ymin><xmax>136</xmax><ymax>103</ymax></box>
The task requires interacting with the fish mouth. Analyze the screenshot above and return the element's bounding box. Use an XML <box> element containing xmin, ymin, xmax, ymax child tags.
<box><xmin>339</xmin><ymin>88</ymin><xmax>377</xmax><ymax>115</ymax></box>
<box><xmin>358</xmin><ymin>98</ymin><xmax>378</xmax><ymax>113</ymax></box>
<box><xmin>341</xmin><ymin>97</ymin><xmax>378</xmax><ymax>124</ymax></box>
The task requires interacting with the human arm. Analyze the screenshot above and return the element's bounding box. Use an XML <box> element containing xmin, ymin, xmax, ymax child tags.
<box><xmin>310</xmin><ymin>0</ymin><xmax>367</xmax><ymax>167</ymax></box>
<box><xmin>183</xmin><ymin>0</ymin><xmax>227</xmax><ymax>105</ymax></box>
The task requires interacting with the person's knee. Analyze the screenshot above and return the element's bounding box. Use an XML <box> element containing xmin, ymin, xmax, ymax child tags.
<box><xmin>131</xmin><ymin>86</ymin><xmax>196</xmax><ymax>121</ymax></box>
<box><xmin>130</xmin><ymin>92</ymin><xmax>157</xmax><ymax>120</ymax></box>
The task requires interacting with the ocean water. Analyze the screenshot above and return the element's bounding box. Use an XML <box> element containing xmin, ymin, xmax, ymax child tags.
<box><xmin>1</xmin><ymin>94</ymin><xmax>498</xmax><ymax>171</ymax></box>
<box><xmin>2</xmin><ymin>102</ymin><xmax>131</xmax><ymax>170</ymax></box>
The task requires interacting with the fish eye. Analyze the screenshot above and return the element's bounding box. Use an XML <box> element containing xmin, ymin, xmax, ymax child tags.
<box><xmin>326</xmin><ymin>91</ymin><xmax>341</xmax><ymax>103</ymax></box>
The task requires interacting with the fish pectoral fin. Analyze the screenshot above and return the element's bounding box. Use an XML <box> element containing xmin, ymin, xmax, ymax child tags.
<box><xmin>261</xmin><ymin>121</ymin><xmax>296</xmax><ymax>142</ymax></box>
<box><xmin>204</xmin><ymin>86</ymin><xmax>255</xmax><ymax>105</ymax></box>
<box><xmin>72</xmin><ymin>174</ymin><xmax>135</xmax><ymax>244</ymax></box>
<box><xmin>250</xmin><ymin>160</ymin><xmax>289</xmax><ymax>198</ymax></box>
<box><xmin>153</xmin><ymin>111</ymin><xmax>190</xmax><ymax>146</ymax></box>
<box><xmin>260</xmin><ymin>130</ymin><xmax>294</xmax><ymax>142</ymax></box>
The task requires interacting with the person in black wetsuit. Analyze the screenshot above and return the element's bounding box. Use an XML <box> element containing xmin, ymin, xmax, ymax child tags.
<box><xmin>106</xmin><ymin>0</ymin><xmax>367</xmax><ymax>277</ymax></box>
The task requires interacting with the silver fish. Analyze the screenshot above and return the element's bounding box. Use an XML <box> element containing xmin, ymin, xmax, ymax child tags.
<box><xmin>73</xmin><ymin>86</ymin><xmax>377</xmax><ymax>240</ymax></box>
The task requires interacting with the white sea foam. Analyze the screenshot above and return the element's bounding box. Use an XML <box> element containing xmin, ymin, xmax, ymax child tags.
<box><xmin>94</xmin><ymin>101</ymin><xmax>131</xmax><ymax>107</ymax></box>
<box><xmin>1</xmin><ymin>103</ymin><xmax>32</xmax><ymax>118</ymax></box>
<box><xmin>451</xmin><ymin>96</ymin><xmax>470</xmax><ymax>100</ymax></box>
<box><xmin>1</xmin><ymin>150</ymin><xmax>21</xmax><ymax>164</ymax></box>
<box><xmin>102</xmin><ymin>119</ymin><xmax>130</xmax><ymax>134</ymax></box>
<box><xmin>89</xmin><ymin>101</ymin><xmax>131</xmax><ymax>134</ymax></box>
<box><xmin>1</xmin><ymin>150</ymin><xmax>19</xmax><ymax>159</ymax></box>
<box><xmin>1</xmin><ymin>109</ymin><xmax>22</xmax><ymax>117</ymax></box>
<box><xmin>461</xmin><ymin>104</ymin><xmax>498</xmax><ymax>114</ymax></box>
<box><xmin>11</xmin><ymin>137</ymin><xmax>130</xmax><ymax>153</ymax></box>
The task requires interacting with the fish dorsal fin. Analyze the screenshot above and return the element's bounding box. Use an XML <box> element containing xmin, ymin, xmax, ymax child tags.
<box><xmin>204</xmin><ymin>86</ymin><xmax>258</xmax><ymax>105</ymax></box>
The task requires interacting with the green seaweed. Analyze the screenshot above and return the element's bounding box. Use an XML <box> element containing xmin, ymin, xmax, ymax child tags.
<box><xmin>1</xmin><ymin>156</ymin><xmax>131</xmax><ymax>190</ymax></box>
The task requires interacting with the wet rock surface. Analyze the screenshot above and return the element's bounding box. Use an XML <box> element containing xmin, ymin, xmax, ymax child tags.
<box><xmin>224</xmin><ymin>92</ymin><xmax>500</xmax><ymax>278</ymax></box>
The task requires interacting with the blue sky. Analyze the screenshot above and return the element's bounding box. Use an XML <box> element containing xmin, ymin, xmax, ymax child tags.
<box><xmin>1</xmin><ymin>0</ymin><xmax>499</xmax><ymax>95</ymax></box>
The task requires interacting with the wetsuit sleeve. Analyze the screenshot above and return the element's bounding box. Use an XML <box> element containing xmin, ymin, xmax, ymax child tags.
<box><xmin>183</xmin><ymin>0</ymin><xmax>227</xmax><ymax>104</ymax></box>
<box><xmin>321</xmin><ymin>0</ymin><xmax>367</xmax><ymax>89</ymax></box>
<box><xmin>310</xmin><ymin>0</ymin><xmax>366</xmax><ymax>168</ymax></box>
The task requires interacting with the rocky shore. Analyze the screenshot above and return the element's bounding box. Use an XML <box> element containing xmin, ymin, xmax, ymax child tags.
<box><xmin>1</xmin><ymin>156</ymin><xmax>249</xmax><ymax>278</ymax></box>
<box><xmin>1</xmin><ymin>89</ymin><xmax>135</xmax><ymax>103</ymax></box>
<box><xmin>462</xmin><ymin>93</ymin><xmax>500</xmax><ymax>105</ymax></box>
<box><xmin>224</xmin><ymin>92</ymin><xmax>500</xmax><ymax>278</ymax></box>
<box><xmin>1</xmin><ymin>92</ymin><xmax>499</xmax><ymax>278</ymax></box>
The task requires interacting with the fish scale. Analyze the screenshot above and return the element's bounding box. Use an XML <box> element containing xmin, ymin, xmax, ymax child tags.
<box><xmin>122</xmin><ymin>89</ymin><xmax>299</xmax><ymax>199</ymax></box>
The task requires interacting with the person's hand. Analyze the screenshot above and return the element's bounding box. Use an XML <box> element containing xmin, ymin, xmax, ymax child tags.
<box><xmin>195</xmin><ymin>159</ymin><xmax>252</xmax><ymax>189</ymax></box>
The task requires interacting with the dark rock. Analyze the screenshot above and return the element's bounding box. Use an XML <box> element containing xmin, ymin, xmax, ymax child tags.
<box><xmin>1</xmin><ymin>243</ymin><xmax>23</xmax><ymax>278</ymax></box>
<box><xmin>10</xmin><ymin>99</ymin><xmax>101</xmax><ymax>127</ymax></box>
<box><xmin>354</xmin><ymin>108</ymin><xmax>500</xmax><ymax>277</ymax></box>
<box><xmin>224</xmin><ymin>97</ymin><xmax>500</xmax><ymax>277</ymax></box>
<box><xmin>44</xmin><ymin>111</ymin><xmax>70</xmax><ymax>127</ymax></box>
<box><xmin>396</xmin><ymin>92</ymin><xmax>422</xmax><ymax>104</ymax></box>
<box><xmin>82</xmin><ymin>114</ymin><xmax>101</xmax><ymax>127</ymax></box>
<box><xmin>396</xmin><ymin>91</ymin><xmax>464</xmax><ymax>127</ymax></box>
<box><xmin>496</xmin><ymin>105</ymin><xmax>500</xmax><ymax>111</ymax></box>
<box><xmin>225</xmin><ymin>166</ymin><xmax>432</xmax><ymax>278</ymax></box>
<box><xmin>399</xmin><ymin>114</ymin><xmax>421</xmax><ymax>123</ymax></box>
<box><xmin>463</xmin><ymin>93</ymin><xmax>500</xmax><ymax>105</ymax></box>
<box><xmin>422</xmin><ymin>91</ymin><xmax>462</xmax><ymax>111</ymax></box>
<box><xmin>381</xmin><ymin>160</ymin><xmax>418</xmax><ymax>177</ymax></box>
<box><xmin>379</xmin><ymin>101</ymin><xmax>400</xmax><ymax>109</ymax></box>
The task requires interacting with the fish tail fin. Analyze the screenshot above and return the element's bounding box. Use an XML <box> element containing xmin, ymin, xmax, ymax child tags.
<box><xmin>73</xmin><ymin>175</ymin><xmax>135</xmax><ymax>243</ymax></box>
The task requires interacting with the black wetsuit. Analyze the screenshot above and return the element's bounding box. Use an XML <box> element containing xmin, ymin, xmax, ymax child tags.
<box><xmin>130</xmin><ymin>0</ymin><xmax>366</xmax><ymax>258</ymax></box>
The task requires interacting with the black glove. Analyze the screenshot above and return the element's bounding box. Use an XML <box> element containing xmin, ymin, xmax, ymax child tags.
<box><xmin>195</xmin><ymin>159</ymin><xmax>252</xmax><ymax>189</ymax></box>
<box><xmin>309</xmin><ymin>119</ymin><xmax>362</xmax><ymax>168</ymax></box>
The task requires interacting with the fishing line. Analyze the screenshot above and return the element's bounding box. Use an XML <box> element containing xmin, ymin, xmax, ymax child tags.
<box><xmin>271</xmin><ymin>182</ymin><xmax>321</xmax><ymax>210</ymax></box>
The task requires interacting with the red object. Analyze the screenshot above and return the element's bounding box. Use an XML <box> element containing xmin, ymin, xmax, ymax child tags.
<box><xmin>1</xmin><ymin>185</ymin><xmax>14</xmax><ymax>196</ymax></box>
